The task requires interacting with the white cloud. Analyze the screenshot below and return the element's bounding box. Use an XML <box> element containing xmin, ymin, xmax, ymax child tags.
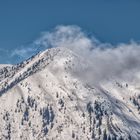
<box><xmin>11</xmin><ymin>47</ymin><xmax>34</xmax><ymax>58</ymax></box>
<box><xmin>34</xmin><ymin>25</ymin><xmax>96</xmax><ymax>56</ymax></box>
<box><xmin>34</xmin><ymin>25</ymin><xmax>140</xmax><ymax>85</ymax></box>
<box><xmin>9</xmin><ymin>25</ymin><xmax>140</xmax><ymax>85</ymax></box>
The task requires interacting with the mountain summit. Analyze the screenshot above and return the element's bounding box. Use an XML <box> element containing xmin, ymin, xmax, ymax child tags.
<box><xmin>0</xmin><ymin>47</ymin><xmax>140</xmax><ymax>140</ymax></box>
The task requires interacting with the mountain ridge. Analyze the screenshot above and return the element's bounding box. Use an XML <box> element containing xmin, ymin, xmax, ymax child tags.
<box><xmin>0</xmin><ymin>47</ymin><xmax>140</xmax><ymax>140</ymax></box>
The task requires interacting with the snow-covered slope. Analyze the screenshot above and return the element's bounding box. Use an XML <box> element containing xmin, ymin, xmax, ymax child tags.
<box><xmin>0</xmin><ymin>47</ymin><xmax>140</xmax><ymax>140</ymax></box>
<box><xmin>0</xmin><ymin>64</ymin><xmax>12</xmax><ymax>69</ymax></box>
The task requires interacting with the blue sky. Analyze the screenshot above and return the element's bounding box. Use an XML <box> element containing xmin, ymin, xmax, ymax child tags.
<box><xmin>0</xmin><ymin>0</ymin><xmax>140</xmax><ymax>64</ymax></box>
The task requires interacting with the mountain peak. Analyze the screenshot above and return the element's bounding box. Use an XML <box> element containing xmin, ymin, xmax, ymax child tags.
<box><xmin>0</xmin><ymin>47</ymin><xmax>140</xmax><ymax>140</ymax></box>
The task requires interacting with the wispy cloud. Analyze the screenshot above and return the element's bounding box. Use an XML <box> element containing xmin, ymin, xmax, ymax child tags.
<box><xmin>34</xmin><ymin>25</ymin><xmax>140</xmax><ymax>85</ymax></box>
<box><xmin>10</xmin><ymin>44</ymin><xmax>43</xmax><ymax>63</ymax></box>
<box><xmin>11</xmin><ymin>47</ymin><xmax>34</xmax><ymax>58</ymax></box>
<box><xmin>6</xmin><ymin>25</ymin><xmax>140</xmax><ymax>85</ymax></box>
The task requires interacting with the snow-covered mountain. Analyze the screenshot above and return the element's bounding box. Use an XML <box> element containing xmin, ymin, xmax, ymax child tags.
<box><xmin>0</xmin><ymin>47</ymin><xmax>140</xmax><ymax>140</ymax></box>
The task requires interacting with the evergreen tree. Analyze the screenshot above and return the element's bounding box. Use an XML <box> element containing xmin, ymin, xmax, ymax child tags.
<box><xmin>103</xmin><ymin>129</ymin><xmax>107</xmax><ymax>140</ymax></box>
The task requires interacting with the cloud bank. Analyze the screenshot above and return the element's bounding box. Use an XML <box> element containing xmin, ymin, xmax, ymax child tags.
<box><xmin>33</xmin><ymin>25</ymin><xmax>140</xmax><ymax>85</ymax></box>
<box><xmin>8</xmin><ymin>25</ymin><xmax>140</xmax><ymax>85</ymax></box>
